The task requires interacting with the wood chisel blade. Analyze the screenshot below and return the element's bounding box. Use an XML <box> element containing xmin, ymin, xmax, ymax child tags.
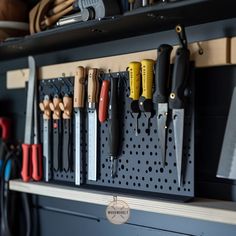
<box><xmin>75</xmin><ymin>110</ymin><xmax>81</xmax><ymax>185</ymax></box>
<box><xmin>88</xmin><ymin>110</ymin><xmax>97</xmax><ymax>181</ymax></box>
<box><xmin>43</xmin><ymin>119</ymin><xmax>50</xmax><ymax>181</ymax></box>
<box><xmin>217</xmin><ymin>87</ymin><xmax>236</xmax><ymax>180</ymax></box>
<box><xmin>24</xmin><ymin>56</ymin><xmax>36</xmax><ymax>144</ymax></box>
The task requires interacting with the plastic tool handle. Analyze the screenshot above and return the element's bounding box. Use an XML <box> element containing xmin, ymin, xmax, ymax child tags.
<box><xmin>88</xmin><ymin>68</ymin><xmax>99</xmax><ymax>106</ymax></box>
<box><xmin>0</xmin><ymin>118</ymin><xmax>10</xmax><ymax>141</ymax></box>
<box><xmin>153</xmin><ymin>44</ymin><xmax>173</xmax><ymax>104</ymax></box>
<box><xmin>108</xmin><ymin>78</ymin><xmax>119</xmax><ymax>156</ymax></box>
<box><xmin>32</xmin><ymin>144</ymin><xmax>43</xmax><ymax>181</ymax></box>
<box><xmin>99</xmin><ymin>80</ymin><xmax>110</xmax><ymax>123</ymax></box>
<box><xmin>74</xmin><ymin>66</ymin><xmax>86</xmax><ymax>109</ymax></box>
<box><xmin>21</xmin><ymin>144</ymin><xmax>32</xmax><ymax>182</ymax></box>
<box><xmin>141</xmin><ymin>59</ymin><xmax>155</xmax><ymax>99</ymax></box>
<box><xmin>169</xmin><ymin>47</ymin><xmax>190</xmax><ymax>109</ymax></box>
<box><xmin>129</xmin><ymin>62</ymin><xmax>141</xmax><ymax>101</ymax></box>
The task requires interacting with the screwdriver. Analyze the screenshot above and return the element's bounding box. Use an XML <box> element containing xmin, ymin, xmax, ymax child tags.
<box><xmin>108</xmin><ymin>76</ymin><xmax>120</xmax><ymax>178</ymax></box>
<box><xmin>153</xmin><ymin>44</ymin><xmax>173</xmax><ymax>167</ymax></box>
<box><xmin>139</xmin><ymin>59</ymin><xmax>155</xmax><ymax>134</ymax></box>
<box><xmin>99</xmin><ymin>80</ymin><xmax>110</xmax><ymax>123</ymax></box>
<box><xmin>169</xmin><ymin>25</ymin><xmax>190</xmax><ymax>187</ymax></box>
<box><xmin>128</xmin><ymin>62</ymin><xmax>141</xmax><ymax>136</ymax></box>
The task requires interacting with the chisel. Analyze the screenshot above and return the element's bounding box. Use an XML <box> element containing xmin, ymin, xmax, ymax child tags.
<box><xmin>108</xmin><ymin>76</ymin><xmax>120</xmax><ymax>178</ymax></box>
<box><xmin>153</xmin><ymin>44</ymin><xmax>173</xmax><ymax>167</ymax></box>
<box><xmin>74</xmin><ymin>66</ymin><xmax>86</xmax><ymax>185</ymax></box>
<box><xmin>49</xmin><ymin>95</ymin><xmax>62</xmax><ymax>172</ymax></box>
<box><xmin>169</xmin><ymin>25</ymin><xmax>190</xmax><ymax>187</ymax></box>
<box><xmin>87</xmin><ymin>68</ymin><xmax>100</xmax><ymax>181</ymax></box>
<box><xmin>39</xmin><ymin>95</ymin><xmax>52</xmax><ymax>181</ymax></box>
<box><xmin>59</xmin><ymin>95</ymin><xmax>73</xmax><ymax>172</ymax></box>
<box><xmin>139</xmin><ymin>59</ymin><xmax>154</xmax><ymax>134</ymax></box>
<box><xmin>128</xmin><ymin>62</ymin><xmax>141</xmax><ymax>136</ymax></box>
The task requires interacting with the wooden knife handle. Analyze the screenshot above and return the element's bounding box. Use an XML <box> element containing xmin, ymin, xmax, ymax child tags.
<box><xmin>74</xmin><ymin>66</ymin><xmax>86</xmax><ymax>109</ymax></box>
<box><xmin>88</xmin><ymin>68</ymin><xmax>99</xmax><ymax>105</ymax></box>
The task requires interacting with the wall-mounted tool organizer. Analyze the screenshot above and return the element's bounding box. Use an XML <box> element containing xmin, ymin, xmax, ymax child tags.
<box><xmin>38</xmin><ymin>68</ymin><xmax>195</xmax><ymax>202</ymax></box>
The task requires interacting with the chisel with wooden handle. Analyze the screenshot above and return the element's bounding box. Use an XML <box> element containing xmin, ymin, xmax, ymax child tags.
<box><xmin>74</xmin><ymin>66</ymin><xmax>86</xmax><ymax>185</ymax></box>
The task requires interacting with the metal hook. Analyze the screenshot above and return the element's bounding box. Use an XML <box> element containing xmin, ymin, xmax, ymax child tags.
<box><xmin>197</xmin><ymin>42</ymin><xmax>204</xmax><ymax>55</ymax></box>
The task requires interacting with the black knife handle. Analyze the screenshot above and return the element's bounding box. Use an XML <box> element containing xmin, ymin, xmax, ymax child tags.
<box><xmin>169</xmin><ymin>47</ymin><xmax>190</xmax><ymax>109</ymax></box>
<box><xmin>108</xmin><ymin>77</ymin><xmax>119</xmax><ymax>157</ymax></box>
<box><xmin>153</xmin><ymin>44</ymin><xmax>173</xmax><ymax>106</ymax></box>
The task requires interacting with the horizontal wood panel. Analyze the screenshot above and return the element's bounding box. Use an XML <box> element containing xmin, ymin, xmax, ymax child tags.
<box><xmin>7</xmin><ymin>38</ymin><xmax>229</xmax><ymax>89</ymax></box>
<box><xmin>10</xmin><ymin>179</ymin><xmax>236</xmax><ymax>225</ymax></box>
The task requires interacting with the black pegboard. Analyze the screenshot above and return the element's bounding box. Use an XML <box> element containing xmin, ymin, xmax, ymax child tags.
<box><xmin>39</xmin><ymin>69</ymin><xmax>194</xmax><ymax>201</ymax></box>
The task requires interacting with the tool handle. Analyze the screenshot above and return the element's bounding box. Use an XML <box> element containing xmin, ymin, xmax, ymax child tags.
<box><xmin>0</xmin><ymin>118</ymin><xmax>10</xmax><ymax>141</ymax></box>
<box><xmin>153</xmin><ymin>44</ymin><xmax>173</xmax><ymax>104</ymax></box>
<box><xmin>141</xmin><ymin>59</ymin><xmax>154</xmax><ymax>99</ymax></box>
<box><xmin>21</xmin><ymin>144</ymin><xmax>32</xmax><ymax>182</ymax></box>
<box><xmin>129</xmin><ymin>62</ymin><xmax>141</xmax><ymax>101</ymax></box>
<box><xmin>59</xmin><ymin>95</ymin><xmax>73</xmax><ymax>119</ymax></box>
<box><xmin>49</xmin><ymin>96</ymin><xmax>62</xmax><ymax>120</ymax></box>
<box><xmin>88</xmin><ymin>68</ymin><xmax>99</xmax><ymax>105</ymax></box>
<box><xmin>99</xmin><ymin>80</ymin><xmax>110</xmax><ymax>123</ymax></box>
<box><xmin>32</xmin><ymin>144</ymin><xmax>43</xmax><ymax>181</ymax></box>
<box><xmin>169</xmin><ymin>47</ymin><xmax>190</xmax><ymax>109</ymax></box>
<box><xmin>39</xmin><ymin>96</ymin><xmax>51</xmax><ymax>120</ymax></box>
<box><xmin>108</xmin><ymin>78</ymin><xmax>119</xmax><ymax>156</ymax></box>
<box><xmin>74</xmin><ymin>66</ymin><xmax>86</xmax><ymax>109</ymax></box>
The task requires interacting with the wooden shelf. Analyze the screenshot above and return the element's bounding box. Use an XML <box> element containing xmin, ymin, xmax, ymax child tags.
<box><xmin>10</xmin><ymin>179</ymin><xmax>236</xmax><ymax>225</ymax></box>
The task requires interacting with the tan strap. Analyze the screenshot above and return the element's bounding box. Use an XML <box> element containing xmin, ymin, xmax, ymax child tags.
<box><xmin>49</xmin><ymin>0</ymin><xmax>75</xmax><ymax>16</ymax></box>
<box><xmin>29</xmin><ymin>3</ymin><xmax>40</xmax><ymax>34</ymax></box>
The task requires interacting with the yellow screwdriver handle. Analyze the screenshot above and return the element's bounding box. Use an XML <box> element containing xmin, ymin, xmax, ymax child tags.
<box><xmin>128</xmin><ymin>61</ymin><xmax>141</xmax><ymax>100</ymax></box>
<box><xmin>141</xmin><ymin>59</ymin><xmax>155</xmax><ymax>99</ymax></box>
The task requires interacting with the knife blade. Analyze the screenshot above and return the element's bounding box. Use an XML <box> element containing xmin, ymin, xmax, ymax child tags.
<box><xmin>153</xmin><ymin>44</ymin><xmax>173</xmax><ymax>167</ymax></box>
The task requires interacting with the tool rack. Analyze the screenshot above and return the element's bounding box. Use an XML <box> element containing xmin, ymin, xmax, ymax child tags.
<box><xmin>1</xmin><ymin>1</ymin><xmax>236</xmax><ymax>235</ymax></box>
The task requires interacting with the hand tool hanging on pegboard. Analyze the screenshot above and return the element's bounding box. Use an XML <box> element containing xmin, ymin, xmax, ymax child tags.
<box><xmin>39</xmin><ymin>95</ymin><xmax>52</xmax><ymax>182</ymax></box>
<box><xmin>59</xmin><ymin>94</ymin><xmax>73</xmax><ymax>172</ymax></box>
<box><xmin>169</xmin><ymin>25</ymin><xmax>190</xmax><ymax>187</ymax></box>
<box><xmin>74</xmin><ymin>67</ymin><xmax>86</xmax><ymax>185</ymax></box>
<box><xmin>128</xmin><ymin>62</ymin><xmax>141</xmax><ymax>136</ymax></box>
<box><xmin>87</xmin><ymin>68</ymin><xmax>100</xmax><ymax>181</ymax></box>
<box><xmin>153</xmin><ymin>44</ymin><xmax>173</xmax><ymax>167</ymax></box>
<box><xmin>139</xmin><ymin>59</ymin><xmax>155</xmax><ymax>135</ymax></box>
<box><xmin>21</xmin><ymin>56</ymin><xmax>43</xmax><ymax>182</ymax></box>
<box><xmin>49</xmin><ymin>94</ymin><xmax>63</xmax><ymax>173</ymax></box>
<box><xmin>108</xmin><ymin>74</ymin><xmax>120</xmax><ymax>178</ymax></box>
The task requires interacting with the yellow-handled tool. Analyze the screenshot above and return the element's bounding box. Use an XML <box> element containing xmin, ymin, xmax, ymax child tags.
<box><xmin>128</xmin><ymin>61</ymin><xmax>141</xmax><ymax>136</ymax></box>
<box><xmin>139</xmin><ymin>59</ymin><xmax>155</xmax><ymax>134</ymax></box>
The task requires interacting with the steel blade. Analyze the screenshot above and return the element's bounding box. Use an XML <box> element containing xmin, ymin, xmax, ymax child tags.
<box><xmin>43</xmin><ymin>119</ymin><xmax>50</xmax><ymax>182</ymax></box>
<box><xmin>75</xmin><ymin>110</ymin><xmax>81</xmax><ymax>185</ymax></box>
<box><xmin>88</xmin><ymin>110</ymin><xmax>97</xmax><ymax>181</ymax></box>
<box><xmin>157</xmin><ymin>103</ymin><xmax>168</xmax><ymax>167</ymax></box>
<box><xmin>24</xmin><ymin>56</ymin><xmax>36</xmax><ymax>144</ymax></box>
<box><xmin>172</xmin><ymin>109</ymin><xmax>184</xmax><ymax>187</ymax></box>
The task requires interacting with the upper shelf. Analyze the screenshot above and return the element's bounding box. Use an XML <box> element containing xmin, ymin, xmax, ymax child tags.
<box><xmin>1</xmin><ymin>0</ymin><xmax>236</xmax><ymax>60</ymax></box>
<box><xmin>9</xmin><ymin>179</ymin><xmax>236</xmax><ymax>225</ymax></box>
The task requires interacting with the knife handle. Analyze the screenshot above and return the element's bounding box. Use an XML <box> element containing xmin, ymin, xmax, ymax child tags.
<box><xmin>88</xmin><ymin>68</ymin><xmax>99</xmax><ymax>106</ymax></box>
<box><xmin>49</xmin><ymin>96</ymin><xmax>62</xmax><ymax>120</ymax></box>
<box><xmin>169</xmin><ymin>47</ymin><xmax>190</xmax><ymax>109</ymax></box>
<box><xmin>99</xmin><ymin>80</ymin><xmax>110</xmax><ymax>123</ymax></box>
<box><xmin>39</xmin><ymin>95</ymin><xmax>51</xmax><ymax>120</ymax></box>
<box><xmin>21</xmin><ymin>144</ymin><xmax>32</xmax><ymax>182</ymax></box>
<box><xmin>128</xmin><ymin>62</ymin><xmax>141</xmax><ymax>101</ymax></box>
<box><xmin>153</xmin><ymin>44</ymin><xmax>173</xmax><ymax>105</ymax></box>
<box><xmin>59</xmin><ymin>95</ymin><xmax>73</xmax><ymax>119</ymax></box>
<box><xmin>74</xmin><ymin>66</ymin><xmax>86</xmax><ymax>109</ymax></box>
<box><xmin>108</xmin><ymin>78</ymin><xmax>119</xmax><ymax>156</ymax></box>
<box><xmin>140</xmin><ymin>59</ymin><xmax>154</xmax><ymax>100</ymax></box>
<box><xmin>32</xmin><ymin>144</ymin><xmax>43</xmax><ymax>181</ymax></box>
